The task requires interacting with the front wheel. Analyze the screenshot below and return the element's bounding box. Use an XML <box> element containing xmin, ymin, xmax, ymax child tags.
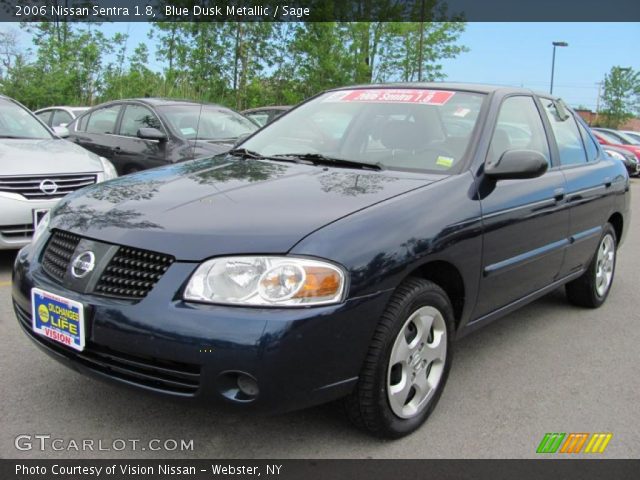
<box><xmin>566</xmin><ymin>223</ymin><xmax>617</xmax><ymax>308</ymax></box>
<box><xmin>344</xmin><ymin>278</ymin><xmax>454</xmax><ymax>438</ymax></box>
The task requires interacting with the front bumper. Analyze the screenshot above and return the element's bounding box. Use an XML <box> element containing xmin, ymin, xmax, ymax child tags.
<box><xmin>12</xmin><ymin>244</ymin><xmax>391</xmax><ymax>414</ymax></box>
<box><xmin>0</xmin><ymin>194</ymin><xmax>58</xmax><ymax>249</ymax></box>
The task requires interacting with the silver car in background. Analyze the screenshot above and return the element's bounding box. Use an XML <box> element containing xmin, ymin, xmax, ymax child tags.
<box><xmin>35</xmin><ymin>106</ymin><xmax>90</xmax><ymax>129</ymax></box>
<box><xmin>0</xmin><ymin>95</ymin><xmax>117</xmax><ymax>249</ymax></box>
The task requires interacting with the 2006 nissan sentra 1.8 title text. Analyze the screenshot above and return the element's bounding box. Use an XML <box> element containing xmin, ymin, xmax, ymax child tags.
<box><xmin>13</xmin><ymin>83</ymin><xmax>630</xmax><ymax>438</ymax></box>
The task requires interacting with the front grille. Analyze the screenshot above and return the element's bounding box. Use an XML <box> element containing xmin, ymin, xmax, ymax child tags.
<box><xmin>14</xmin><ymin>301</ymin><xmax>200</xmax><ymax>396</ymax></box>
<box><xmin>41</xmin><ymin>229</ymin><xmax>174</xmax><ymax>300</ymax></box>
<box><xmin>0</xmin><ymin>173</ymin><xmax>97</xmax><ymax>200</ymax></box>
<box><xmin>42</xmin><ymin>230</ymin><xmax>81</xmax><ymax>282</ymax></box>
<box><xmin>0</xmin><ymin>223</ymin><xmax>33</xmax><ymax>239</ymax></box>
<box><xmin>95</xmin><ymin>247</ymin><xmax>174</xmax><ymax>299</ymax></box>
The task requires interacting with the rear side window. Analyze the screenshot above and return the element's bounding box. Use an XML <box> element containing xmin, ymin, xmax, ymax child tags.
<box><xmin>85</xmin><ymin>105</ymin><xmax>121</xmax><ymax>134</ymax></box>
<box><xmin>542</xmin><ymin>100</ymin><xmax>588</xmax><ymax>166</ymax></box>
<box><xmin>577</xmin><ymin>122</ymin><xmax>599</xmax><ymax>162</ymax></box>
<box><xmin>119</xmin><ymin>104</ymin><xmax>162</xmax><ymax>137</ymax></box>
<box><xmin>487</xmin><ymin>96</ymin><xmax>550</xmax><ymax>168</ymax></box>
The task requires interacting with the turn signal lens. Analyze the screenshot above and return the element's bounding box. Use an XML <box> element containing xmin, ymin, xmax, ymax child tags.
<box><xmin>294</xmin><ymin>266</ymin><xmax>342</xmax><ymax>299</ymax></box>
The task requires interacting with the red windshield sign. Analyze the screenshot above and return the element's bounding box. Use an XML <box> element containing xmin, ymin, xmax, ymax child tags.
<box><xmin>324</xmin><ymin>89</ymin><xmax>455</xmax><ymax>105</ymax></box>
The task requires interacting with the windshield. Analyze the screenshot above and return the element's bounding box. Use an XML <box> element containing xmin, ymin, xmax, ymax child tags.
<box><xmin>159</xmin><ymin>105</ymin><xmax>258</xmax><ymax>141</ymax></box>
<box><xmin>0</xmin><ymin>99</ymin><xmax>53</xmax><ymax>139</ymax></box>
<box><xmin>241</xmin><ymin>89</ymin><xmax>486</xmax><ymax>173</ymax></box>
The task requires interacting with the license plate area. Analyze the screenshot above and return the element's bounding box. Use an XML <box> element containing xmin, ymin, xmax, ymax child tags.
<box><xmin>32</xmin><ymin>209</ymin><xmax>49</xmax><ymax>231</ymax></box>
<box><xmin>31</xmin><ymin>288</ymin><xmax>85</xmax><ymax>351</ymax></box>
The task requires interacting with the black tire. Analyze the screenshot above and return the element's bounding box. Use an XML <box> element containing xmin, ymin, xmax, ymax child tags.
<box><xmin>565</xmin><ymin>223</ymin><xmax>617</xmax><ymax>308</ymax></box>
<box><xmin>344</xmin><ymin>277</ymin><xmax>454</xmax><ymax>438</ymax></box>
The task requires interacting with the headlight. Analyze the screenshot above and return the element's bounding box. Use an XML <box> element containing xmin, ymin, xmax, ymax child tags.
<box><xmin>32</xmin><ymin>211</ymin><xmax>50</xmax><ymax>244</ymax></box>
<box><xmin>184</xmin><ymin>256</ymin><xmax>347</xmax><ymax>306</ymax></box>
<box><xmin>99</xmin><ymin>156</ymin><xmax>118</xmax><ymax>181</ymax></box>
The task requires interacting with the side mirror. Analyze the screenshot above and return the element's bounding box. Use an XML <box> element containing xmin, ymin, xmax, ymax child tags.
<box><xmin>485</xmin><ymin>150</ymin><xmax>548</xmax><ymax>180</ymax></box>
<box><xmin>137</xmin><ymin>127</ymin><xmax>167</xmax><ymax>142</ymax></box>
<box><xmin>52</xmin><ymin>126</ymin><xmax>70</xmax><ymax>138</ymax></box>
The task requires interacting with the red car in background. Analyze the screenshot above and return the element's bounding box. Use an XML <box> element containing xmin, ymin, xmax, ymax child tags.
<box><xmin>592</xmin><ymin>130</ymin><xmax>640</xmax><ymax>161</ymax></box>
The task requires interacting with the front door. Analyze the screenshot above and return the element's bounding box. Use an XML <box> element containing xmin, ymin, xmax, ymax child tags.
<box><xmin>475</xmin><ymin>95</ymin><xmax>569</xmax><ymax>318</ymax></box>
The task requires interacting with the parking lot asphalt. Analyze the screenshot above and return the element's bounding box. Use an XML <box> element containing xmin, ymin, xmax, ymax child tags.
<box><xmin>1</xmin><ymin>180</ymin><xmax>638</xmax><ymax>460</ymax></box>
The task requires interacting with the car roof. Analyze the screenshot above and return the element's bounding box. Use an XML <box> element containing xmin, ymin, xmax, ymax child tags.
<box><xmin>327</xmin><ymin>82</ymin><xmax>554</xmax><ymax>98</ymax></box>
<box><xmin>101</xmin><ymin>97</ymin><xmax>229</xmax><ymax>109</ymax></box>
<box><xmin>242</xmin><ymin>106</ymin><xmax>291</xmax><ymax>113</ymax></box>
<box><xmin>35</xmin><ymin>106</ymin><xmax>89</xmax><ymax>112</ymax></box>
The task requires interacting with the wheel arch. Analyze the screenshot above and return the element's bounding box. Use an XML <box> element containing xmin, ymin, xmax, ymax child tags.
<box><xmin>406</xmin><ymin>260</ymin><xmax>465</xmax><ymax>331</ymax></box>
<box><xmin>608</xmin><ymin>212</ymin><xmax>623</xmax><ymax>245</ymax></box>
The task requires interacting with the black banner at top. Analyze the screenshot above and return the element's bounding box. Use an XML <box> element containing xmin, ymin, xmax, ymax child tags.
<box><xmin>2</xmin><ymin>0</ymin><xmax>640</xmax><ymax>22</ymax></box>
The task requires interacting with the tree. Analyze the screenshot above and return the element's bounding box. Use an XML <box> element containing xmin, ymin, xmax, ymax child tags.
<box><xmin>600</xmin><ymin>66</ymin><xmax>640</xmax><ymax>128</ymax></box>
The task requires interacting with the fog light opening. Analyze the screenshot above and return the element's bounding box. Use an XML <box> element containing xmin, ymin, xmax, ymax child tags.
<box><xmin>217</xmin><ymin>371</ymin><xmax>259</xmax><ymax>403</ymax></box>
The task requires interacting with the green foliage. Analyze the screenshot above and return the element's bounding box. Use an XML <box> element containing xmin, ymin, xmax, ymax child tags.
<box><xmin>600</xmin><ymin>66</ymin><xmax>640</xmax><ymax>129</ymax></box>
<box><xmin>0</xmin><ymin>20</ymin><xmax>468</xmax><ymax>111</ymax></box>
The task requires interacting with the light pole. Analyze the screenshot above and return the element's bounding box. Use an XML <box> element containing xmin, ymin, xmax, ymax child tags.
<box><xmin>550</xmin><ymin>41</ymin><xmax>568</xmax><ymax>95</ymax></box>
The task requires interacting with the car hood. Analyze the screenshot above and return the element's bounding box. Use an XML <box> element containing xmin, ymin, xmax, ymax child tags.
<box><xmin>50</xmin><ymin>156</ymin><xmax>436</xmax><ymax>260</ymax></box>
<box><xmin>0</xmin><ymin>138</ymin><xmax>103</xmax><ymax>175</ymax></box>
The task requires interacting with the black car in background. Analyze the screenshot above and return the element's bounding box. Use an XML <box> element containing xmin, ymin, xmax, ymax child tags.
<box><xmin>241</xmin><ymin>106</ymin><xmax>291</xmax><ymax>126</ymax></box>
<box><xmin>66</xmin><ymin>98</ymin><xmax>258</xmax><ymax>175</ymax></box>
<box><xmin>13</xmin><ymin>84</ymin><xmax>630</xmax><ymax>438</ymax></box>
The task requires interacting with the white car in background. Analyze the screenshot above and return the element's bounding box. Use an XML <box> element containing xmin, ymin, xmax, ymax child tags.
<box><xmin>0</xmin><ymin>95</ymin><xmax>117</xmax><ymax>249</ymax></box>
<box><xmin>35</xmin><ymin>106</ymin><xmax>90</xmax><ymax>128</ymax></box>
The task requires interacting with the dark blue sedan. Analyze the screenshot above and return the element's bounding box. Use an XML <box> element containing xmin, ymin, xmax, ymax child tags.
<box><xmin>13</xmin><ymin>84</ymin><xmax>630</xmax><ymax>438</ymax></box>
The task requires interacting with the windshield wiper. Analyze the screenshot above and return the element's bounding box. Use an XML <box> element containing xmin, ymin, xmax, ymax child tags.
<box><xmin>0</xmin><ymin>135</ymin><xmax>34</xmax><ymax>139</ymax></box>
<box><xmin>227</xmin><ymin>147</ymin><xmax>265</xmax><ymax>159</ymax></box>
<box><xmin>273</xmin><ymin>153</ymin><xmax>382</xmax><ymax>171</ymax></box>
<box><xmin>227</xmin><ymin>148</ymin><xmax>307</xmax><ymax>164</ymax></box>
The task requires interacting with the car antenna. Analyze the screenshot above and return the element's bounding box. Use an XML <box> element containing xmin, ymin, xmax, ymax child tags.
<box><xmin>192</xmin><ymin>92</ymin><xmax>204</xmax><ymax>159</ymax></box>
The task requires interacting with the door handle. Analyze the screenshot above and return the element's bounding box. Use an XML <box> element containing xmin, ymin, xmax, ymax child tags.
<box><xmin>553</xmin><ymin>187</ymin><xmax>565</xmax><ymax>202</ymax></box>
<box><xmin>603</xmin><ymin>177</ymin><xmax>612</xmax><ymax>188</ymax></box>
<box><xmin>113</xmin><ymin>146</ymin><xmax>121</xmax><ymax>153</ymax></box>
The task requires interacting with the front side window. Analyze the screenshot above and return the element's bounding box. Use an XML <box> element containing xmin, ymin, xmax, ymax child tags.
<box><xmin>51</xmin><ymin>109</ymin><xmax>73</xmax><ymax>127</ymax></box>
<box><xmin>542</xmin><ymin>99</ymin><xmax>588</xmax><ymax>166</ymax></box>
<box><xmin>119</xmin><ymin>105</ymin><xmax>162</xmax><ymax>137</ymax></box>
<box><xmin>241</xmin><ymin>89</ymin><xmax>486</xmax><ymax>173</ymax></box>
<box><xmin>0</xmin><ymin>100</ymin><xmax>53</xmax><ymax>139</ymax></box>
<box><xmin>36</xmin><ymin>110</ymin><xmax>53</xmax><ymax>126</ymax></box>
<box><xmin>85</xmin><ymin>105</ymin><xmax>121</xmax><ymax>134</ymax></box>
<box><xmin>486</xmin><ymin>96</ymin><xmax>550</xmax><ymax>168</ymax></box>
<box><xmin>246</xmin><ymin>112</ymin><xmax>269</xmax><ymax>127</ymax></box>
<box><xmin>159</xmin><ymin>105</ymin><xmax>258</xmax><ymax>141</ymax></box>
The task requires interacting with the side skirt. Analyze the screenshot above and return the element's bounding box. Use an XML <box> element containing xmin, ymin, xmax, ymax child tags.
<box><xmin>456</xmin><ymin>269</ymin><xmax>585</xmax><ymax>339</ymax></box>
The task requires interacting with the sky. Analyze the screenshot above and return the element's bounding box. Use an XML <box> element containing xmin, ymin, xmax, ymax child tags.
<box><xmin>9</xmin><ymin>21</ymin><xmax>640</xmax><ymax>111</ymax></box>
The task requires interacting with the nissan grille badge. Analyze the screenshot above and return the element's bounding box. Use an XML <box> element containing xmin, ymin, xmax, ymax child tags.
<box><xmin>39</xmin><ymin>179</ymin><xmax>58</xmax><ymax>195</ymax></box>
<box><xmin>70</xmin><ymin>251</ymin><xmax>96</xmax><ymax>279</ymax></box>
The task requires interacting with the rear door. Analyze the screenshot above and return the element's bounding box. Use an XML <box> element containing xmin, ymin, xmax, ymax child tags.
<box><xmin>540</xmin><ymin>99</ymin><xmax>615</xmax><ymax>277</ymax></box>
<box><xmin>71</xmin><ymin>104</ymin><xmax>123</xmax><ymax>161</ymax></box>
<box><xmin>475</xmin><ymin>95</ymin><xmax>569</xmax><ymax>317</ymax></box>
